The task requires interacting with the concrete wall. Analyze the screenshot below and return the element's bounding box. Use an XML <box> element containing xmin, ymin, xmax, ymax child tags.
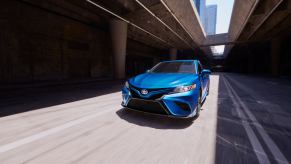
<box><xmin>280</xmin><ymin>37</ymin><xmax>291</xmax><ymax>76</ymax></box>
<box><xmin>0</xmin><ymin>1</ymin><xmax>112</xmax><ymax>83</ymax></box>
<box><xmin>225</xmin><ymin>36</ymin><xmax>291</xmax><ymax>77</ymax></box>
<box><xmin>126</xmin><ymin>39</ymin><xmax>166</xmax><ymax>77</ymax></box>
<box><xmin>225</xmin><ymin>43</ymin><xmax>271</xmax><ymax>74</ymax></box>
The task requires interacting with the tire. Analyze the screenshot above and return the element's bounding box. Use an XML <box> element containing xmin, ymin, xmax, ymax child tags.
<box><xmin>207</xmin><ymin>82</ymin><xmax>210</xmax><ymax>96</ymax></box>
<box><xmin>195</xmin><ymin>93</ymin><xmax>202</xmax><ymax>118</ymax></box>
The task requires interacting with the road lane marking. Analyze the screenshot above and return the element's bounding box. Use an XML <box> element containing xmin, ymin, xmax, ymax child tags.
<box><xmin>0</xmin><ymin>108</ymin><xmax>115</xmax><ymax>154</ymax></box>
<box><xmin>217</xmin><ymin>134</ymin><xmax>282</xmax><ymax>160</ymax></box>
<box><xmin>222</xmin><ymin>77</ymin><xmax>271</xmax><ymax>164</ymax></box>
<box><xmin>224</xmin><ymin>76</ymin><xmax>289</xmax><ymax>164</ymax></box>
<box><xmin>225</xmin><ymin>75</ymin><xmax>291</xmax><ymax>139</ymax></box>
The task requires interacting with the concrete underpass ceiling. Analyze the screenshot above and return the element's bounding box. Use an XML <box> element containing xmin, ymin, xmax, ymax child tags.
<box><xmin>125</xmin><ymin>4</ymin><xmax>191</xmax><ymax>49</ymax></box>
<box><xmin>224</xmin><ymin>0</ymin><xmax>291</xmax><ymax>57</ymax></box>
<box><xmin>84</xmin><ymin>0</ymin><xmax>212</xmax><ymax>50</ymax></box>
<box><xmin>238</xmin><ymin>0</ymin><xmax>291</xmax><ymax>41</ymax></box>
<box><xmin>123</xmin><ymin>0</ymin><xmax>206</xmax><ymax>50</ymax></box>
<box><xmin>25</xmin><ymin>0</ymin><xmax>291</xmax><ymax>57</ymax></box>
<box><xmin>27</xmin><ymin>0</ymin><xmax>215</xmax><ymax>55</ymax></box>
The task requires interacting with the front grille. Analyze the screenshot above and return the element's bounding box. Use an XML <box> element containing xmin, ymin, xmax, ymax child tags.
<box><xmin>127</xmin><ymin>99</ymin><xmax>168</xmax><ymax>115</ymax></box>
<box><xmin>129</xmin><ymin>85</ymin><xmax>172</xmax><ymax>100</ymax></box>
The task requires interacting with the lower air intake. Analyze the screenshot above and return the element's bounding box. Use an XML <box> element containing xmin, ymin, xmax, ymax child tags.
<box><xmin>127</xmin><ymin>99</ymin><xmax>168</xmax><ymax>115</ymax></box>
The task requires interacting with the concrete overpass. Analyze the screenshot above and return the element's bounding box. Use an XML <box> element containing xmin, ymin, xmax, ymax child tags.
<box><xmin>1</xmin><ymin>0</ymin><xmax>290</xmax><ymax>81</ymax></box>
<box><xmin>224</xmin><ymin>0</ymin><xmax>291</xmax><ymax>76</ymax></box>
<box><xmin>0</xmin><ymin>0</ymin><xmax>209</xmax><ymax>81</ymax></box>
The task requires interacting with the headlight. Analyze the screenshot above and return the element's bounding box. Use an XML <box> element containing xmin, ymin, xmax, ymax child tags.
<box><xmin>173</xmin><ymin>84</ymin><xmax>196</xmax><ymax>93</ymax></box>
<box><xmin>125</xmin><ymin>81</ymin><xmax>129</xmax><ymax>88</ymax></box>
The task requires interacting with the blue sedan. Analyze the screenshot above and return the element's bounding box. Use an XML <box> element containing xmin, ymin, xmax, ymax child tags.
<box><xmin>121</xmin><ymin>60</ymin><xmax>211</xmax><ymax>118</ymax></box>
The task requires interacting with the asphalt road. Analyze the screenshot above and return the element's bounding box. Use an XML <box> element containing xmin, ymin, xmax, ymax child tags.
<box><xmin>0</xmin><ymin>73</ymin><xmax>290</xmax><ymax>164</ymax></box>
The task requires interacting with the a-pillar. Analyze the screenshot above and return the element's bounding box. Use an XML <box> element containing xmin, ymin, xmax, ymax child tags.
<box><xmin>270</xmin><ymin>38</ymin><xmax>281</xmax><ymax>76</ymax></box>
<box><xmin>110</xmin><ymin>19</ymin><xmax>128</xmax><ymax>79</ymax></box>
<box><xmin>169</xmin><ymin>48</ymin><xmax>177</xmax><ymax>60</ymax></box>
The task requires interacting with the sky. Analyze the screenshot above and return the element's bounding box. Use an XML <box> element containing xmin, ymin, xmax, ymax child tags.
<box><xmin>206</xmin><ymin>0</ymin><xmax>234</xmax><ymax>34</ymax></box>
<box><xmin>205</xmin><ymin>0</ymin><xmax>234</xmax><ymax>54</ymax></box>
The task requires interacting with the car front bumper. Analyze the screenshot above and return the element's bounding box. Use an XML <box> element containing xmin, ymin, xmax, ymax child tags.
<box><xmin>121</xmin><ymin>86</ymin><xmax>200</xmax><ymax>118</ymax></box>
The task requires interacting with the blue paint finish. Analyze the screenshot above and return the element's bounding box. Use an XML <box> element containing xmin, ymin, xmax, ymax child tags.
<box><xmin>129</xmin><ymin>73</ymin><xmax>198</xmax><ymax>89</ymax></box>
<box><xmin>121</xmin><ymin>60</ymin><xmax>211</xmax><ymax>118</ymax></box>
<box><xmin>162</xmin><ymin>89</ymin><xmax>199</xmax><ymax>116</ymax></box>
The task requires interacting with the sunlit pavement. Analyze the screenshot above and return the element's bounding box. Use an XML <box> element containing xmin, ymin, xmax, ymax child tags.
<box><xmin>0</xmin><ymin>73</ymin><xmax>290</xmax><ymax>164</ymax></box>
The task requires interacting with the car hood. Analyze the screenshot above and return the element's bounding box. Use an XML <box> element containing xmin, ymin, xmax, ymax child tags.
<box><xmin>129</xmin><ymin>73</ymin><xmax>198</xmax><ymax>89</ymax></box>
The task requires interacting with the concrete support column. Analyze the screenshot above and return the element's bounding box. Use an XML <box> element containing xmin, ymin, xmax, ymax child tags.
<box><xmin>110</xmin><ymin>19</ymin><xmax>128</xmax><ymax>79</ymax></box>
<box><xmin>270</xmin><ymin>38</ymin><xmax>281</xmax><ymax>76</ymax></box>
<box><xmin>169</xmin><ymin>48</ymin><xmax>177</xmax><ymax>60</ymax></box>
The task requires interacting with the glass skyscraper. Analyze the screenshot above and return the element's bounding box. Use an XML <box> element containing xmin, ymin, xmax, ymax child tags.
<box><xmin>205</xmin><ymin>5</ymin><xmax>217</xmax><ymax>35</ymax></box>
<box><xmin>194</xmin><ymin>0</ymin><xmax>200</xmax><ymax>14</ymax></box>
<box><xmin>193</xmin><ymin>0</ymin><xmax>206</xmax><ymax>29</ymax></box>
<box><xmin>193</xmin><ymin>0</ymin><xmax>217</xmax><ymax>35</ymax></box>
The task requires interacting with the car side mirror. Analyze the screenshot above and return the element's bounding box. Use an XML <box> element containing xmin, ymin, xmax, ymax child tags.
<box><xmin>201</xmin><ymin>69</ymin><xmax>211</xmax><ymax>77</ymax></box>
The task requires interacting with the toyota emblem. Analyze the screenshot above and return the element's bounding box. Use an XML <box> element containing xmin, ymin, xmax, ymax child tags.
<box><xmin>141</xmin><ymin>89</ymin><xmax>148</xmax><ymax>95</ymax></box>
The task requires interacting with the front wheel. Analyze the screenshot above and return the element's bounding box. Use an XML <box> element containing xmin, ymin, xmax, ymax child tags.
<box><xmin>195</xmin><ymin>94</ymin><xmax>202</xmax><ymax>118</ymax></box>
<box><xmin>207</xmin><ymin>81</ymin><xmax>210</xmax><ymax>96</ymax></box>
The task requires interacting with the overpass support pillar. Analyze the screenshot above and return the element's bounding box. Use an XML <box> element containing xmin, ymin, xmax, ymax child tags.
<box><xmin>270</xmin><ymin>38</ymin><xmax>281</xmax><ymax>76</ymax></box>
<box><xmin>169</xmin><ymin>48</ymin><xmax>177</xmax><ymax>60</ymax></box>
<box><xmin>110</xmin><ymin>19</ymin><xmax>128</xmax><ymax>79</ymax></box>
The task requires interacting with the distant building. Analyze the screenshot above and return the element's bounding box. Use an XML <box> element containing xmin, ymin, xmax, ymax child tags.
<box><xmin>205</xmin><ymin>5</ymin><xmax>217</xmax><ymax>35</ymax></box>
<box><xmin>194</xmin><ymin>0</ymin><xmax>200</xmax><ymax>14</ymax></box>
<box><xmin>193</xmin><ymin>1</ymin><xmax>217</xmax><ymax>35</ymax></box>
<box><xmin>193</xmin><ymin>0</ymin><xmax>200</xmax><ymax>14</ymax></box>
<box><xmin>193</xmin><ymin>0</ymin><xmax>206</xmax><ymax>28</ymax></box>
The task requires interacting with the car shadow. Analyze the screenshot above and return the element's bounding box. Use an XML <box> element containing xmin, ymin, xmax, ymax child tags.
<box><xmin>116</xmin><ymin>108</ymin><xmax>195</xmax><ymax>129</ymax></box>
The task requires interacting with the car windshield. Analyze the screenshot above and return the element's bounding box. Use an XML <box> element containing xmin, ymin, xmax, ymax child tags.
<box><xmin>150</xmin><ymin>61</ymin><xmax>196</xmax><ymax>73</ymax></box>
